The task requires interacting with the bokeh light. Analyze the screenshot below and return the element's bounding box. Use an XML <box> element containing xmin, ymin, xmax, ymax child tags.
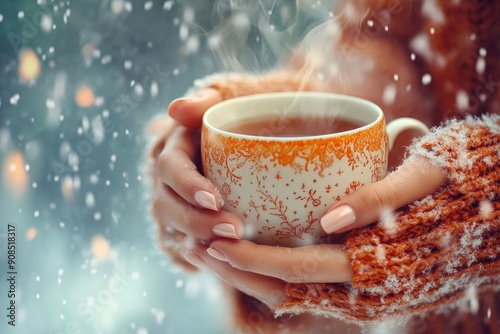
<box><xmin>18</xmin><ymin>48</ymin><xmax>41</xmax><ymax>82</ymax></box>
<box><xmin>75</xmin><ymin>84</ymin><xmax>95</xmax><ymax>108</ymax></box>
<box><xmin>91</xmin><ymin>234</ymin><xmax>111</xmax><ymax>261</ymax></box>
<box><xmin>3</xmin><ymin>150</ymin><xmax>28</xmax><ymax>196</ymax></box>
<box><xmin>26</xmin><ymin>227</ymin><xmax>37</xmax><ymax>240</ymax></box>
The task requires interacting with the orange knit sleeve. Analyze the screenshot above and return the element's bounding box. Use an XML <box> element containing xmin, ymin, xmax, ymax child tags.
<box><xmin>278</xmin><ymin>114</ymin><xmax>500</xmax><ymax>325</ymax></box>
<box><xmin>190</xmin><ymin>71</ymin><xmax>327</xmax><ymax>101</ymax></box>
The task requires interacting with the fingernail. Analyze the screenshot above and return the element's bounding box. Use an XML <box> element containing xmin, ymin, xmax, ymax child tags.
<box><xmin>168</xmin><ymin>98</ymin><xmax>191</xmax><ymax>117</ymax></box>
<box><xmin>168</xmin><ymin>99</ymin><xmax>182</xmax><ymax>117</ymax></box>
<box><xmin>194</xmin><ymin>190</ymin><xmax>219</xmax><ymax>211</ymax></box>
<box><xmin>320</xmin><ymin>205</ymin><xmax>356</xmax><ymax>233</ymax></box>
<box><xmin>207</xmin><ymin>248</ymin><xmax>228</xmax><ymax>262</ymax></box>
<box><xmin>184</xmin><ymin>252</ymin><xmax>206</xmax><ymax>269</ymax></box>
<box><xmin>213</xmin><ymin>223</ymin><xmax>240</xmax><ymax>239</ymax></box>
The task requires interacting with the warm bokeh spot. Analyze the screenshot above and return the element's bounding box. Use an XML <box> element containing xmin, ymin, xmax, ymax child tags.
<box><xmin>91</xmin><ymin>234</ymin><xmax>111</xmax><ymax>261</ymax></box>
<box><xmin>61</xmin><ymin>176</ymin><xmax>75</xmax><ymax>200</ymax></box>
<box><xmin>81</xmin><ymin>43</ymin><xmax>95</xmax><ymax>58</ymax></box>
<box><xmin>3</xmin><ymin>150</ymin><xmax>28</xmax><ymax>196</ymax></box>
<box><xmin>75</xmin><ymin>84</ymin><xmax>95</xmax><ymax>108</ymax></box>
<box><xmin>18</xmin><ymin>49</ymin><xmax>41</xmax><ymax>82</ymax></box>
<box><xmin>26</xmin><ymin>228</ymin><xmax>37</xmax><ymax>241</ymax></box>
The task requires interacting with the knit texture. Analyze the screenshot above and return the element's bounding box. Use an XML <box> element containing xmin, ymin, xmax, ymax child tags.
<box><xmin>192</xmin><ymin>71</ymin><xmax>326</xmax><ymax>100</ymax></box>
<box><xmin>278</xmin><ymin>114</ymin><xmax>500</xmax><ymax>324</ymax></box>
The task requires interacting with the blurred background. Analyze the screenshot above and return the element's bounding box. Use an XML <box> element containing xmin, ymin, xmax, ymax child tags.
<box><xmin>0</xmin><ymin>0</ymin><xmax>336</xmax><ymax>333</ymax></box>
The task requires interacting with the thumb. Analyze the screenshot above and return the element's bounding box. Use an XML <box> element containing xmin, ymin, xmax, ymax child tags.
<box><xmin>320</xmin><ymin>157</ymin><xmax>447</xmax><ymax>234</ymax></box>
<box><xmin>168</xmin><ymin>88</ymin><xmax>222</xmax><ymax>128</ymax></box>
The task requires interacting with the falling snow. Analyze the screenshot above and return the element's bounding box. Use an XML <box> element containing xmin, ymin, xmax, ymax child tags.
<box><xmin>163</xmin><ymin>1</ymin><xmax>174</xmax><ymax>11</ymax></box>
<box><xmin>10</xmin><ymin>94</ymin><xmax>20</xmax><ymax>105</ymax></box>
<box><xmin>382</xmin><ymin>84</ymin><xmax>397</xmax><ymax>105</ymax></box>
<box><xmin>86</xmin><ymin>192</ymin><xmax>95</xmax><ymax>208</ymax></box>
<box><xmin>101</xmin><ymin>55</ymin><xmax>112</xmax><ymax>65</ymax></box>
<box><xmin>1</xmin><ymin>1</ymin><xmax>497</xmax><ymax>333</ymax></box>
<box><xmin>479</xmin><ymin>200</ymin><xmax>493</xmax><ymax>219</ymax></box>
<box><xmin>421</xmin><ymin>0</ymin><xmax>445</xmax><ymax>24</ymax></box>
<box><xmin>476</xmin><ymin>57</ymin><xmax>485</xmax><ymax>74</ymax></box>
<box><xmin>421</xmin><ymin>73</ymin><xmax>432</xmax><ymax>85</ymax></box>
<box><xmin>40</xmin><ymin>15</ymin><xmax>53</xmax><ymax>32</ymax></box>
<box><xmin>456</xmin><ymin>90</ymin><xmax>469</xmax><ymax>111</ymax></box>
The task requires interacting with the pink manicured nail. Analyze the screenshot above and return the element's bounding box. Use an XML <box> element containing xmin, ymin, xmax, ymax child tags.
<box><xmin>207</xmin><ymin>248</ymin><xmax>228</xmax><ymax>262</ymax></box>
<box><xmin>184</xmin><ymin>252</ymin><xmax>206</xmax><ymax>269</ymax></box>
<box><xmin>168</xmin><ymin>99</ymin><xmax>183</xmax><ymax>117</ymax></box>
<box><xmin>212</xmin><ymin>223</ymin><xmax>239</xmax><ymax>239</ymax></box>
<box><xmin>168</xmin><ymin>98</ymin><xmax>193</xmax><ymax>118</ymax></box>
<box><xmin>194</xmin><ymin>190</ymin><xmax>219</xmax><ymax>211</ymax></box>
<box><xmin>320</xmin><ymin>205</ymin><xmax>356</xmax><ymax>233</ymax></box>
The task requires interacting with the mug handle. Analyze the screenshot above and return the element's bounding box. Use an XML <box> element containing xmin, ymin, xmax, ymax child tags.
<box><xmin>386</xmin><ymin>117</ymin><xmax>430</xmax><ymax>151</ymax></box>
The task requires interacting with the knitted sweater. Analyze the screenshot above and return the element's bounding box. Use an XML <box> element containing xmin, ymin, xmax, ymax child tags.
<box><xmin>278</xmin><ymin>115</ymin><xmax>500</xmax><ymax>324</ymax></box>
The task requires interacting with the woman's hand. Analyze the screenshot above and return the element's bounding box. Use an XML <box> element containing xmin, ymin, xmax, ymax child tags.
<box><xmin>153</xmin><ymin>88</ymin><xmax>447</xmax><ymax>310</ymax></box>
<box><xmin>151</xmin><ymin>88</ymin><xmax>246</xmax><ymax>264</ymax></box>
<box><xmin>319</xmin><ymin>157</ymin><xmax>447</xmax><ymax>234</ymax></box>
<box><xmin>191</xmin><ymin>239</ymin><xmax>352</xmax><ymax>309</ymax></box>
<box><xmin>189</xmin><ymin>155</ymin><xmax>447</xmax><ymax>310</ymax></box>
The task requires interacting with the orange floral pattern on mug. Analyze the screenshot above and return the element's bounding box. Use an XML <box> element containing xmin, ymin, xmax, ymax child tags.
<box><xmin>202</xmin><ymin>119</ymin><xmax>389</xmax><ymax>247</ymax></box>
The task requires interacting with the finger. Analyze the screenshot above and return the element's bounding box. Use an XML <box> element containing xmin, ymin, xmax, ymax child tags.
<box><xmin>195</xmin><ymin>245</ymin><xmax>286</xmax><ymax>309</ymax></box>
<box><xmin>156</xmin><ymin>126</ymin><xmax>223</xmax><ymax>211</ymax></box>
<box><xmin>168</xmin><ymin>88</ymin><xmax>222</xmax><ymax>128</ymax></box>
<box><xmin>152</xmin><ymin>183</ymin><xmax>244</xmax><ymax>241</ymax></box>
<box><xmin>146</xmin><ymin>115</ymin><xmax>176</xmax><ymax>138</ymax></box>
<box><xmin>205</xmin><ymin>239</ymin><xmax>353</xmax><ymax>283</ymax></box>
<box><xmin>154</xmin><ymin>123</ymin><xmax>245</xmax><ymax>240</ymax></box>
<box><xmin>320</xmin><ymin>157</ymin><xmax>447</xmax><ymax>234</ymax></box>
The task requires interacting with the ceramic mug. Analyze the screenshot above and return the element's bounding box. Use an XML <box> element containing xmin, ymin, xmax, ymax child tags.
<box><xmin>201</xmin><ymin>92</ymin><xmax>429</xmax><ymax>247</ymax></box>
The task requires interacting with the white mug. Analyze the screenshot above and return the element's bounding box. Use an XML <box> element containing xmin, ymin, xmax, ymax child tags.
<box><xmin>202</xmin><ymin>92</ymin><xmax>429</xmax><ymax>247</ymax></box>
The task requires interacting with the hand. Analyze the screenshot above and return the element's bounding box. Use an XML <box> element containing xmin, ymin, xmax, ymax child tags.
<box><xmin>187</xmin><ymin>156</ymin><xmax>447</xmax><ymax>311</ymax></box>
<box><xmin>319</xmin><ymin>156</ymin><xmax>447</xmax><ymax>234</ymax></box>
<box><xmin>154</xmin><ymin>88</ymin><xmax>447</xmax><ymax>311</ymax></box>
<box><xmin>151</xmin><ymin>88</ymin><xmax>246</xmax><ymax>264</ymax></box>
<box><xmin>168</xmin><ymin>88</ymin><xmax>222</xmax><ymax>128</ymax></box>
<box><xmin>187</xmin><ymin>239</ymin><xmax>353</xmax><ymax>309</ymax></box>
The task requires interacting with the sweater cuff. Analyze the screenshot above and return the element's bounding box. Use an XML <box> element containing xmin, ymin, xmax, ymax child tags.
<box><xmin>278</xmin><ymin>114</ymin><xmax>500</xmax><ymax>324</ymax></box>
<box><xmin>189</xmin><ymin>71</ymin><xmax>327</xmax><ymax>100</ymax></box>
<box><xmin>406</xmin><ymin>114</ymin><xmax>500</xmax><ymax>184</ymax></box>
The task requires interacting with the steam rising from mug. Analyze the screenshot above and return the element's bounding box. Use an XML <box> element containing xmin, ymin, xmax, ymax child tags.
<box><xmin>206</xmin><ymin>0</ymin><xmax>341</xmax><ymax>72</ymax></box>
<box><xmin>203</xmin><ymin>0</ymin><xmax>345</xmax><ymax>121</ymax></box>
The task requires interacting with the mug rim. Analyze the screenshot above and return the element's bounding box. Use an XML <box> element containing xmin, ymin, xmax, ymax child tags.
<box><xmin>202</xmin><ymin>92</ymin><xmax>384</xmax><ymax>141</ymax></box>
